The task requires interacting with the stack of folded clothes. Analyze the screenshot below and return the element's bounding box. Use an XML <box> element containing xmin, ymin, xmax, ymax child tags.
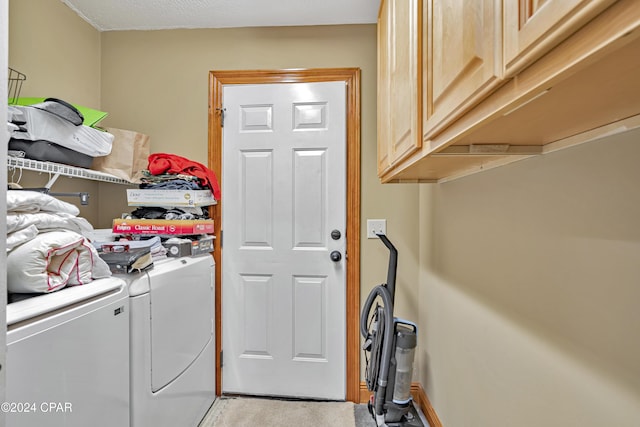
<box><xmin>144</xmin><ymin>152</ymin><xmax>221</xmax><ymax>200</ymax></box>
<box><xmin>122</xmin><ymin>152</ymin><xmax>220</xmax><ymax>221</ymax></box>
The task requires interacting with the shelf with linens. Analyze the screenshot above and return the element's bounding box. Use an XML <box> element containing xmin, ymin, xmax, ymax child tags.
<box><xmin>7</xmin><ymin>94</ymin><xmax>140</xmax><ymax>199</ymax></box>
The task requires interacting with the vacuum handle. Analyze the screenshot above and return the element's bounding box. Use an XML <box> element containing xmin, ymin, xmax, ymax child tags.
<box><xmin>394</xmin><ymin>317</ymin><xmax>418</xmax><ymax>333</ymax></box>
<box><xmin>376</xmin><ymin>233</ymin><xmax>398</xmax><ymax>304</ymax></box>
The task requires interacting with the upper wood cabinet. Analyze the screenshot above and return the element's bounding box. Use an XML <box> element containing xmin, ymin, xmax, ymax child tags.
<box><xmin>504</xmin><ymin>0</ymin><xmax>617</xmax><ymax>74</ymax></box>
<box><xmin>378</xmin><ymin>0</ymin><xmax>640</xmax><ymax>183</ymax></box>
<box><xmin>423</xmin><ymin>0</ymin><xmax>503</xmax><ymax>140</ymax></box>
<box><xmin>377</xmin><ymin>0</ymin><xmax>422</xmax><ymax>175</ymax></box>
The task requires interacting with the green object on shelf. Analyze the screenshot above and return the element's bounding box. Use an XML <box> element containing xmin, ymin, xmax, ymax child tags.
<box><xmin>12</xmin><ymin>97</ymin><xmax>108</xmax><ymax>128</ymax></box>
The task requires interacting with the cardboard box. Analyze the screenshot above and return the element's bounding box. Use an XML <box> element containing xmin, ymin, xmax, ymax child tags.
<box><xmin>164</xmin><ymin>236</ymin><xmax>214</xmax><ymax>257</ymax></box>
<box><xmin>191</xmin><ymin>236</ymin><xmax>214</xmax><ymax>256</ymax></box>
<box><xmin>126</xmin><ymin>189</ymin><xmax>216</xmax><ymax>207</ymax></box>
<box><xmin>112</xmin><ymin>219</ymin><xmax>214</xmax><ymax>235</ymax></box>
<box><xmin>165</xmin><ymin>240</ymin><xmax>192</xmax><ymax>258</ymax></box>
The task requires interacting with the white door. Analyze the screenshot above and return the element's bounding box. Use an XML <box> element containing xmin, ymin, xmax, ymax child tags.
<box><xmin>222</xmin><ymin>81</ymin><xmax>347</xmax><ymax>400</ymax></box>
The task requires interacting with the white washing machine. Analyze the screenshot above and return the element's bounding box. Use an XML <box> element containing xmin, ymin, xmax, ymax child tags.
<box><xmin>6</xmin><ymin>278</ymin><xmax>130</xmax><ymax>427</ymax></box>
<box><xmin>123</xmin><ymin>255</ymin><xmax>216</xmax><ymax>427</ymax></box>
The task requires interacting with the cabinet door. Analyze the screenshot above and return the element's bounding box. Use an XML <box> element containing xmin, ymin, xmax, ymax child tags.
<box><xmin>423</xmin><ymin>0</ymin><xmax>502</xmax><ymax>142</ymax></box>
<box><xmin>378</xmin><ymin>0</ymin><xmax>421</xmax><ymax>176</ymax></box>
<box><xmin>504</xmin><ymin>0</ymin><xmax>615</xmax><ymax>73</ymax></box>
<box><xmin>377</xmin><ymin>0</ymin><xmax>392</xmax><ymax>174</ymax></box>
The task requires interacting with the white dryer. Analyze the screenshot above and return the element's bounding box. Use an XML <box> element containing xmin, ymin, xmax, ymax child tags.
<box><xmin>124</xmin><ymin>255</ymin><xmax>216</xmax><ymax>427</ymax></box>
<box><xmin>6</xmin><ymin>278</ymin><xmax>130</xmax><ymax>427</ymax></box>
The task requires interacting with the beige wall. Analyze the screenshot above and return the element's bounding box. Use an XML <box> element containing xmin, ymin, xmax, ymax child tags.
<box><xmin>419</xmin><ymin>129</ymin><xmax>640</xmax><ymax>426</ymax></box>
<box><xmin>8</xmin><ymin>0</ymin><xmax>103</xmax><ymax>224</ymax></box>
<box><xmin>9</xmin><ymin>0</ymin><xmax>101</xmax><ymax>106</ymax></box>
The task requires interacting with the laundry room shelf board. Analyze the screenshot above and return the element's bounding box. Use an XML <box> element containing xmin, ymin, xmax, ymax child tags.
<box><xmin>7</xmin><ymin>156</ymin><xmax>133</xmax><ymax>185</ymax></box>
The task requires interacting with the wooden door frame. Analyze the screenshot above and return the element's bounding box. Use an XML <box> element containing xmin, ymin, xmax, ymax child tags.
<box><xmin>208</xmin><ymin>68</ymin><xmax>361</xmax><ymax>402</ymax></box>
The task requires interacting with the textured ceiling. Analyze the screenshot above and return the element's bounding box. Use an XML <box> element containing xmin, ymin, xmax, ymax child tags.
<box><xmin>61</xmin><ymin>0</ymin><xmax>381</xmax><ymax>31</ymax></box>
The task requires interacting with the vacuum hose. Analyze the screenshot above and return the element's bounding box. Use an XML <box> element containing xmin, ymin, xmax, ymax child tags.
<box><xmin>360</xmin><ymin>284</ymin><xmax>395</xmax><ymax>419</ymax></box>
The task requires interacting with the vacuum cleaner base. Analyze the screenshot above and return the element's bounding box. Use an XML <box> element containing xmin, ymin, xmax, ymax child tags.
<box><xmin>367</xmin><ymin>399</ymin><xmax>426</xmax><ymax>427</ymax></box>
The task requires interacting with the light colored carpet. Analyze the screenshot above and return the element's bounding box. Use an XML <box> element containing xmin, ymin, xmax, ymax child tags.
<box><xmin>200</xmin><ymin>396</ymin><xmax>356</xmax><ymax>427</ymax></box>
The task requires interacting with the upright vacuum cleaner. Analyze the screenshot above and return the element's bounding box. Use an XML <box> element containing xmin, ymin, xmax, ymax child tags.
<box><xmin>361</xmin><ymin>234</ymin><xmax>422</xmax><ymax>427</ymax></box>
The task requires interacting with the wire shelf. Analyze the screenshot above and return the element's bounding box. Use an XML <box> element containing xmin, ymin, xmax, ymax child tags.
<box><xmin>8</xmin><ymin>67</ymin><xmax>26</xmax><ymax>105</ymax></box>
<box><xmin>7</xmin><ymin>157</ymin><xmax>134</xmax><ymax>185</ymax></box>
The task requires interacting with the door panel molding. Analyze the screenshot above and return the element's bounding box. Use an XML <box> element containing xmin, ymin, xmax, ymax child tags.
<box><xmin>208</xmin><ymin>68</ymin><xmax>361</xmax><ymax>402</ymax></box>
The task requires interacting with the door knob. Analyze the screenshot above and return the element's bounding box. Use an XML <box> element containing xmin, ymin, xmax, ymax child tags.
<box><xmin>330</xmin><ymin>251</ymin><xmax>342</xmax><ymax>262</ymax></box>
<box><xmin>331</xmin><ymin>229</ymin><xmax>341</xmax><ymax>240</ymax></box>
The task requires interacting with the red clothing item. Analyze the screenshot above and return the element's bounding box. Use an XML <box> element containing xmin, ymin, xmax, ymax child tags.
<box><xmin>147</xmin><ymin>153</ymin><xmax>221</xmax><ymax>200</ymax></box>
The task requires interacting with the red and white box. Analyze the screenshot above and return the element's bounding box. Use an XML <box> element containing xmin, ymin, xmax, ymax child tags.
<box><xmin>112</xmin><ymin>218</ymin><xmax>214</xmax><ymax>235</ymax></box>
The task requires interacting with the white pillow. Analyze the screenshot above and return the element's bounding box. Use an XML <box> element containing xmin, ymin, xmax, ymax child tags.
<box><xmin>7</xmin><ymin>230</ymin><xmax>111</xmax><ymax>294</ymax></box>
<box><xmin>6</xmin><ymin>190</ymin><xmax>80</xmax><ymax>215</ymax></box>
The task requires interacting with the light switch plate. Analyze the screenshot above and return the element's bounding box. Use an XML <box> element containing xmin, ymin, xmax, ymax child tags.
<box><xmin>367</xmin><ymin>219</ymin><xmax>387</xmax><ymax>239</ymax></box>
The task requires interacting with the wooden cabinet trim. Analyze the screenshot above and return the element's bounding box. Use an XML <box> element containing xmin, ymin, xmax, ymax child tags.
<box><xmin>504</xmin><ymin>0</ymin><xmax>617</xmax><ymax>75</ymax></box>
